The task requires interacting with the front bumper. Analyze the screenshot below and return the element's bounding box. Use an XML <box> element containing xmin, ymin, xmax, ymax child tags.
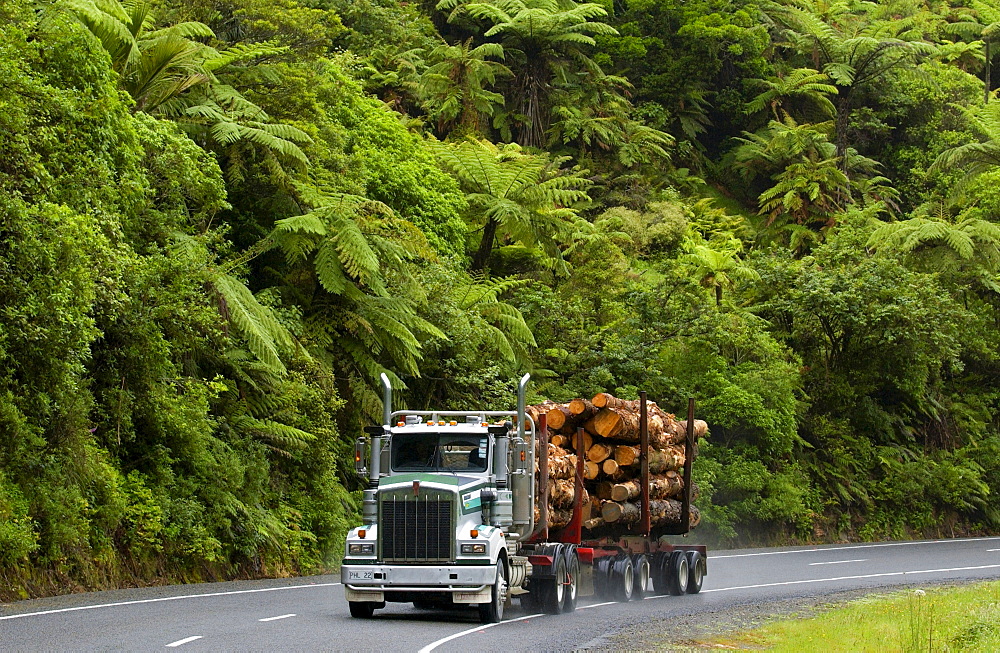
<box><xmin>341</xmin><ymin>563</ymin><xmax>496</xmax><ymax>593</ymax></box>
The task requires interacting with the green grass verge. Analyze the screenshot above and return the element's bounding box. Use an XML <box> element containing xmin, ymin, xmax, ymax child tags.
<box><xmin>706</xmin><ymin>582</ymin><xmax>1000</xmax><ymax>652</ymax></box>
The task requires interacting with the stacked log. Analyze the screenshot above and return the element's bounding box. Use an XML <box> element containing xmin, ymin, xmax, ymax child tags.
<box><xmin>527</xmin><ymin>392</ymin><xmax>706</xmax><ymax>534</ymax></box>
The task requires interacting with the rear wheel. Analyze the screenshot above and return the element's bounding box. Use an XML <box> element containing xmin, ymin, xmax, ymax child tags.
<box><xmin>594</xmin><ymin>556</ymin><xmax>615</xmax><ymax>600</ymax></box>
<box><xmin>539</xmin><ymin>546</ymin><xmax>566</xmax><ymax>614</ymax></box>
<box><xmin>666</xmin><ymin>550</ymin><xmax>689</xmax><ymax>596</ymax></box>
<box><xmin>479</xmin><ymin>559</ymin><xmax>508</xmax><ymax>624</ymax></box>
<box><xmin>562</xmin><ymin>546</ymin><xmax>580</xmax><ymax>612</ymax></box>
<box><xmin>686</xmin><ymin>551</ymin><xmax>706</xmax><ymax>594</ymax></box>
<box><xmin>631</xmin><ymin>554</ymin><xmax>650</xmax><ymax>600</ymax></box>
<box><xmin>611</xmin><ymin>554</ymin><xmax>635</xmax><ymax>602</ymax></box>
<box><xmin>349</xmin><ymin>601</ymin><xmax>376</xmax><ymax>618</ymax></box>
<box><xmin>651</xmin><ymin>553</ymin><xmax>670</xmax><ymax>595</ymax></box>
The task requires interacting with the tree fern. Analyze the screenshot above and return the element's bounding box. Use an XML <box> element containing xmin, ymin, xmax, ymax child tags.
<box><xmin>431</xmin><ymin>138</ymin><xmax>591</xmax><ymax>271</ymax></box>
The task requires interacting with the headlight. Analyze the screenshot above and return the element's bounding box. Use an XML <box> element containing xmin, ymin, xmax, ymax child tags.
<box><xmin>461</xmin><ymin>543</ymin><xmax>487</xmax><ymax>554</ymax></box>
<box><xmin>349</xmin><ymin>543</ymin><xmax>375</xmax><ymax>555</ymax></box>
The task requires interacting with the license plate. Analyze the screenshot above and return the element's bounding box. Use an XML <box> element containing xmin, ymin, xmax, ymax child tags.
<box><xmin>349</xmin><ymin>570</ymin><xmax>375</xmax><ymax>580</ymax></box>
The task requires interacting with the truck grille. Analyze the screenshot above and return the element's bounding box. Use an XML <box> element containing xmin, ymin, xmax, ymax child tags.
<box><xmin>380</xmin><ymin>494</ymin><xmax>453</xmax><ymax>562</ymax></box>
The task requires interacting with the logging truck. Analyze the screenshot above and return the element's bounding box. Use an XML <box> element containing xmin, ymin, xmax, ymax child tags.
<box><xmin>341</xmin><ymin>374</ymin><xmax>707</xmax><ymax>622</ymax></box>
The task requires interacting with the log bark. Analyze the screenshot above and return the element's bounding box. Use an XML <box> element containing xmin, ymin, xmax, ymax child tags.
<box><xmin>534</xmin><ymin>505</ymin><xmax>573</xmax><ymax>530</ymax></box>
<box><xmin>679</xmin><ymin>419</ymin><xmax>708</xmax><ymax>439</ymax></box>
<box><xmin>601</xmin><ymin>500</ymin><xmax>641</xmax><ymax>524</ymax></box>
<box><xmin>525</xmin><ymin>401</ymin><xmax>558</xmax><ymax>427</ymax></box>
<box><xmin>583</xmin><ymin>517</ymin><xmax>605</xmax><ymax>530</ymax></box>
<box><xmin>595</xmin><ymin>481</ymin><xmax>614</xmax><ymax>501</ymax></box>
<box><xmin>600</xmin><ymin>499</ymin><xmax>698</xmax><ymax>529</ymax></box>
<box><xmin>585</xmin><ymin>407</ymin><xmax>682</xmax><ymax>448</ymax></box>
<box><xmin>609</xmin><ymin>471</ymin><xmax>683</xmax><ymax>503</ymax></box>
<box><xmin>548</xmin><ymin>478</ymin><xmax>589</xmax><ymax>509</ymax></box>
<box><xmin>541</xmin><ymin>444</ymin><xmax>577</xmax><ymax>480</ymax></box>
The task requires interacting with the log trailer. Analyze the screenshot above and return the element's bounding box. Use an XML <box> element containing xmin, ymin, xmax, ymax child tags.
<box><xmin>341</xmin><ymin>374</ymin><xmax>707</xmax><ymax>622</ymax></box>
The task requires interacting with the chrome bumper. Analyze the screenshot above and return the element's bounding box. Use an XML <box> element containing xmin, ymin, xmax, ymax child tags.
<box><xmin>341</xmin><ymin>563</ymin><xmax>496</xmax><ymax>592</ymax></box>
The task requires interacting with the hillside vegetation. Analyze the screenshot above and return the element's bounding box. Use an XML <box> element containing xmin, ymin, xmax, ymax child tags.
<box><xmin>2</xmin><ymin>0</ymin><xmax>1000</xmax><ymax>598</ymax></box>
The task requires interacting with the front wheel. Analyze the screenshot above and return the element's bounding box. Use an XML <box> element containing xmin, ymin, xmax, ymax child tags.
<box><xmin>349</xmin><ymin>601</ymin><xmax>376</xmax><ymax>618</ymax></box>
<box><xmin>479</xmin><ymin>559</ymin><xmax>508</xmax><ymax>624</ymax></box>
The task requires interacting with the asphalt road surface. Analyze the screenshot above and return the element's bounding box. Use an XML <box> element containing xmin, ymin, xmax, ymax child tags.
<box><xmin>4</xmin><ymin>536</ymin><xmax>1000</xmax><ymax>651</ymax></box>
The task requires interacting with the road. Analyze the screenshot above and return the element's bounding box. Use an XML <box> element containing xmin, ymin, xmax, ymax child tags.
<box><xmin>3</xmin><ymin>536</ymin><xmax>1000</xmax><ymax>651</ymax></box>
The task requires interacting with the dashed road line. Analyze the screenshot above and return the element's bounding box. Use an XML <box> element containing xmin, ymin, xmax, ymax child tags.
<box><xmin>165</xmin><ymin>636</ymin><xmax>202</xmax><ymax>647</ymax></box>
<box><xmin>258</xmin><ymin>614</ymin><xmax>296</xmax><ymax>622</ymax></box>
<box><xmin>809</xmin><ymin>559</ymin><xmax>868</xmax><ymax>566</ymax></box>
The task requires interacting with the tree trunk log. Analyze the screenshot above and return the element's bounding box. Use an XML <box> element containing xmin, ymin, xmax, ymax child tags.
<box><xmin>569</xmin><ymin>398</ymin><xmax>597</xmax><ymax>418</ymax></box>
<box><xmin>549</xmin><ymin>478</ymin><xmax>589</xmax><ymax>509</ymax></box>
<box><xmin>601</xmin><ymin>500</ymin><xmax>641</xmax><ymax>524</ymax></box>
<box><xmin>539</xmin><ymin>444</ymin><xmax>577</xmax><ymax>480</ymax></box>
<box><xmin>586</xmin><ymin>441</ymin><xmax>614</xmax><ymax>463</ymax></box>
<box><xmin>678</xmin><ymin>419</ymin><xmax>708</xmax><ymax>439</ymax></box>
<box><xmin>584</xmin><ymin>461</ymin><xmax>600</xmax><ymax>480</ymax></box>
<box><xmin>525</xmin><ymin>401</ymin><xmax>558</xmax><ymax>427</ymax></box>
<box><xmin>609</xmin><ymin>471</ymin><xmax>683</xmax><ymax>503</ymax></box>
<box><xmin>595</xmin><ymin>481</ymin><xmax>614</xmax><ymax>500</ymax></box>
<box><xmin>546</xmin><ymin>404</ymin><xmax>573</xmax><ymax>431</ymax></box>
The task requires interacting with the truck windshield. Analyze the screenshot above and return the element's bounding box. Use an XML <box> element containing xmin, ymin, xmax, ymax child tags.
<box><xmin>391</xmin><ymin>433</ymin><xmax>489</xmax><ymax>472</ymax></box>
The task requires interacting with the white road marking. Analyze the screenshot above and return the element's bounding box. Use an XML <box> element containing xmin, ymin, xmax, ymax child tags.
<box><xmin>711</xmin><ymin>536</ymin><xmax>1000</xmax><ymax>559</ymax></box>
<box><xmin>809</xmin><ymin>559</ymin><xmax>868</xmax><ymax>566</ymax></box>
<box><xmin>165</xmin><ymin>636</ymin><xmax>202</xmax><ymax>647</ymax></box>
<box><xmin>417</xmin><ymin>613</ymin><xmax>544</xmax><ymax>653</ymax></box>
<box><xmin>258</xmin><ymin>614</ymin><xmax>296</xmax><ymax>622</ymax></box>
<box><xmin>988</xmin><ymin>549</ymin><xmax>1000</xmax><ymax>552</ymax></box>
<box><xmin>420</xmin><ymin>562</ymin><xmax>1000</xmax><ymax>652</ymax></box>
<box><xmin>0</xmin><ymin>582</ymin><xmax>340</xmax><ymax>621</ymax></box>
<box><xmin>640</xmin><ymin>563</ymin><xmax>1000</xmax><ymax>598</ymax></box>
<box><xmin>578</xmin><ymin>601</ymin><xmax>617</xmax><ymax>610</ymax></box>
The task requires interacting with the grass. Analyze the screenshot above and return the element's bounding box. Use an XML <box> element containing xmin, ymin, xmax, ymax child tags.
<box><xmin>703</xmin><ymin>582</ymin><xmax>1000</xmax><ymax>652</ymax></box>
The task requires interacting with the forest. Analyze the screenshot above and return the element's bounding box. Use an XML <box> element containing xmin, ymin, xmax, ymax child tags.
<box><xmin>2</xmin><ymin>0</ymin><xmax>1000</xmax><ymax>599</ymax></box>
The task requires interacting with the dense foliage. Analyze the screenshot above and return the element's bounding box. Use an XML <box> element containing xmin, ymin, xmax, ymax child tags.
<box><xmin>3</xmin><ymin>0</ymin><xmax>1000</xmax><ymax>598</ymax></box>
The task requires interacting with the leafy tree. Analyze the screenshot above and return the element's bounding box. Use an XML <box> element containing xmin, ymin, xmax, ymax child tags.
<box><xmin>417</xmin><ymin>38</ymin><xmax>510</xmax><ymax>136</ymax></box>
<box><xmin>746</xmin><ymin>67</ymin><xmax>838</xmax><ymax>123</ymax></box>
<box><xmin>438</xmin><ymin>0</ymin><xmax>618</xmax><ymax>147</ymax></box>
<box><xmin>431</xmin><ymin>138</ymin><xmax>592</xmax><ymax>271</ymax></box>
<box><xmin>763</xmin><ymin>0</ymin><xmax>938</xmax><ymax>166</ymax></box>
<box><xmin>681</xmin><ymin>240</ymin><xmax>760</xmax><ymax>306</ymax></box>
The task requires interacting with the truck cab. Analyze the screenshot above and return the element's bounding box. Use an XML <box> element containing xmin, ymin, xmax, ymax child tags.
<box><xmin>341</xmin><ymin>375</ymin><xmax>534</xmax><ymax>622</ymax></box>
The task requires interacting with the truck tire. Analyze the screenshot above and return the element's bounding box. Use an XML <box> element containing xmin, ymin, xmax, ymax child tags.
<box><xmin>520</xmin><ymin>583</ymin><xmax>540</xmax><ymax>612</ymax></box>
<box><xmin>349</xmin><ymin>601</ymin><xmax>377</xmax><ymax>618</ymax></box>
<box><xmin>631</xmin><ymin>554</ymin><xmax>650</xmax><ymax>599</ymax></box>
<box><xmin>594</xmin><ymin>556</ymin><xmax>615</xmax><ymax>600</ymax></box>
<box><xmin>539</xmin><ymin>548</ymin><xmax>567</xmax><ymax>614</ymax></box>
<box><xmin>686</xmin><ymin>551</ymin><xmax>706</xmax><ymax>594</ymax></box>
<box><xmin>651</xmin><ymin>553</ymin><xmax>669</xmax><ymax>595</ymax></box>
<box><xmin>479</xmin><ymin>559</ymin><xmax>508</xmax><ymax>624</ymax></box>
<box><xmin>562</xmin><ymin>546</ymin><xmax>580</xmax><ymax>612</ymax></box>
<box><xmin>666</xmin><ymin>550</ymin><xmax>689</xmax><ymax>596</ymax></box>
<box><xmin>611</xmin><ymin>553</ymin><xmax>635</xmax><ymax>602</ymax></box>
